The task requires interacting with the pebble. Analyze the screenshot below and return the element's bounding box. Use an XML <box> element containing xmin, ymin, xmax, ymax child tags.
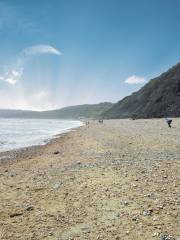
<box><xmin>9</xmin><ymin>172</ymin><xmax>17</xmax><ymax>177</ymax></box>
<box><xmin>10</xmin><ymin>212</ymin><xmax>23</xmax><ymax>218</ymax></box>
<box><xmin>53</xmin><ymin>151</ymin><xmax>60</xmax><ymax>155</ymax></box>
<box><xmin>132</xmin><ymin>216</ymin><xmax>138</xmax><ymax>222</ymax></box>
<box><xmin>153</xmin><ymin>216</ymin><xmax>159</xmax><ymax>221</ymax></box>
<box><xmin>25</xmin><ymin>206</ymin><xmax>34</xmax><ymax>211</ymax></box>
<box><xmin>132</xmin><ymin>183</ymin><xmax>137</xmax><ymax>187</ymax></box>
<box><xmin>52</xmin><ymin>182</ymin><xmax>62</xmax><ymax>191</ymax></box>
<box><xmin>143</xmin><ymin>209</ymin><xmax>153</xmax><ymax>216</ymax></box>
<box><xmin>159</xmin><ymin>234</ymin><xmax>175</xmax><ymax>240</ymax></box>
<box><xmin>152</xmin><ymin>232</ymin><xmax>159</xmax><ymax>237</ymax></box>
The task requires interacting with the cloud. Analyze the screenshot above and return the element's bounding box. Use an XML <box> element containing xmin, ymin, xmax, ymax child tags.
<box><xmin>0</xmin><ymin>69</ymin><xmax>23</xmax><ymax>85</ymax></box>
<box><xmin>22</xmin><ymin>45</ymin><xmax>62</xmax><ymax>56</ymax></box>
<box><xmin>3</xmin><ymin>77</ymin><xmax>17</xmax><ymax>85</ymax></box>
<box><xmin>125</xmin><ymin>75</ymin><xmax>146</xmax><ymax>84</ymax></box>
<box><xmin>0</xmin><ymin>44</ymin><xmax>61</xmax><ymax>85</ymax></box>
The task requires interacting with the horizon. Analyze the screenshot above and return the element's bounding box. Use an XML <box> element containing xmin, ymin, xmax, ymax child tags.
<box><xmin>1</xmin><ymin>0</ymin><xmax>180</xmax><ymax>110</ymax></box>
<box><xmin>0</xmin><ymin>101</ymin><xmax>114</xmax><ymax>112</ymax></box>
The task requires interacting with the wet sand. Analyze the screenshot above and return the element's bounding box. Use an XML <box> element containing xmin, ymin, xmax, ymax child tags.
<box><xmin>0</xmin><ymin>119</ymin><xmax>179</xmax><ymax>240</ymax></box>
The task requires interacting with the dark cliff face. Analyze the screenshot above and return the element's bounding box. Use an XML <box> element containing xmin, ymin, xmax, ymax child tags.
<box><xmin>102</xmin><ymin>63</ymin><xmax>180</xmax><ymax>119</ymax></box>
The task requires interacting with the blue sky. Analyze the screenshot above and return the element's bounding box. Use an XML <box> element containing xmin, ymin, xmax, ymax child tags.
<box><xmin>0</xmin><ymin>0</ymin><xmax>180</xmax><ymax>110</ymax></box>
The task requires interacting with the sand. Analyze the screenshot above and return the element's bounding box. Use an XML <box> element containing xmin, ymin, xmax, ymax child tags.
<box><xmin>0</xmin><ymin>119</ymin><xmax>179</xmax><ymax>240</ymax></box>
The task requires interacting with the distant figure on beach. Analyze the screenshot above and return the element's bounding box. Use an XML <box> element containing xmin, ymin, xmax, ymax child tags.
<box><xmin>165</xmin><ymin>117</ymin><xmax>172</xmax><ymax>128</ymax></box>
<box><xmin>98</xmin><ymin>119</ymin><xmax>103</xmax><ymax>124</ymax></box>
<box><xmin>86</xmin><ymin>121</ymin><xmax>90</xmax><ymax>127</ymax></box>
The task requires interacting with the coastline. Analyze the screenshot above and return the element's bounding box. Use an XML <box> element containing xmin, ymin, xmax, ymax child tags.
<box><xmin>0</xmin><ymin>119</ymin><xmax>179</xmax><ymax>240</ymax></box>
<box><xmin>0</xmin><ymin>122</ymin><xmax>84</xmax><ymax>167</ymax></box>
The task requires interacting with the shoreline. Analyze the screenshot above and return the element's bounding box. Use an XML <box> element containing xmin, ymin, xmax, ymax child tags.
<box><xmin>0</xmin><ymin>123</ymin><xmax>84</xmax><ymax>167</ymax></box>
<box><xmin>0</xmin><ymin>119</ymin><xmax>179</xmax><ymax>240</ymax></box>
<box><xmin>0</xmin><ymin>117</ymin><xmax>83</xmax><ymax>156</ymax></box>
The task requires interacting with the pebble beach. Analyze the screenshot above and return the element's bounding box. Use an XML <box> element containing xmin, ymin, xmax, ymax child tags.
<box><xmin>0</xmin><ymin>119</ymin><xmax>179</xmax><ymax>240</ymax></box>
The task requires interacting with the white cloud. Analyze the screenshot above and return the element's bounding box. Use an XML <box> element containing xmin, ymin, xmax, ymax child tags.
<box><xmin>22</xmin><ymin>44</ymin><xmax>62</xmax><ymax>56</ymax></box>
<box><xmin>0</xmin><ymin>69</ymin><xmax>23</xmax><ymax>85</ymax></box>
<box><xmin>4</xmin><ymin>77</ymin><xmax>17</xmax><ymax>85</ymax></box>
<box><xmin>125</xmin><ymin>75</ymin><xmax>146</xmax><ymax>84</ymax></box>
<box><xmin>11</xmin><ymin>70</ymin><xmax>21</xmax><ymax>77</ymax></box>
<box><xmin>0</xmin><ymin>44</ymin><xmax>61</xmax><ymax>85</ymax></box>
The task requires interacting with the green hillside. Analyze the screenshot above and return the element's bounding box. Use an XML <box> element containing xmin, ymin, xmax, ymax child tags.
<box><xmin>0</xmin><ymin>102</ymin><xmax>113</xmax><ymax>119</ymax></box>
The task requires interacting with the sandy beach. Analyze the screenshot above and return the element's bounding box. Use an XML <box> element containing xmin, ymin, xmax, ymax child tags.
<box><xmin>0</xmin><ymin>119</ymin><xmax>179</xmax><ymax>240</ymax></box>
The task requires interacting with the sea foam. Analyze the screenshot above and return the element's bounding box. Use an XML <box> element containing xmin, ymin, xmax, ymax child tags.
<box><xmin>0</xmin><ymin>118</ymin><xmax>83</xmax><ymax>152</ymax></box>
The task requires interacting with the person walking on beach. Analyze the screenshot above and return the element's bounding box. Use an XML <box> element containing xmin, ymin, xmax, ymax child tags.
<box><xmin>165</xmin><ymin>117</ymin><xmax>172</xmax><ymax>128</ymax></box>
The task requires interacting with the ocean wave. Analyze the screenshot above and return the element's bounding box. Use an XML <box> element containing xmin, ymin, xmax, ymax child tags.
<box><xmin>0</xmin><ymin>118</ymin><xmax>82</xmax><ymax>152</ymax></box>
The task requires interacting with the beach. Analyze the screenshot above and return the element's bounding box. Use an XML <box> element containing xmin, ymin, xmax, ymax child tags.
<box><xmin>0</xmin><ymin>119</ymin><xmax>179</xmax><ymax>240</ymax></box>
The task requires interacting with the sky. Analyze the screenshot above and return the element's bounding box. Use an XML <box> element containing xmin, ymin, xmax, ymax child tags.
<box><xmin>0</xmin><ymin>0</ymin><xmax>180</xmax><ymax>110</ymax></box>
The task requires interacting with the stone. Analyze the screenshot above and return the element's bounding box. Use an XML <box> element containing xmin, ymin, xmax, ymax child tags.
<box><xmin>159</xmin><ymin>234</ymin><xmax>175</xmax><ymax>240</ymax></box>
<box><xmin>132</xmin><ymin>216</ymin><xmax>138</xmax><ymax>221</ymax></box>
<box><xmin>153</xmin><ymin>216</ymin><xmax>159</xmax><ymax>221</ymax></box>
<box><xmin>52</xmin><ymin>182</ymin><xmax>62</xmax><ymax>191</ymax></box>
<box><xmin>143</xmin><ymin>209</ymin><xmax>153</xmax><ymax>216</ymax></box>
<box><xmin>132</xmin><ymin>183</ymin><xmax>137</xmax><ymax>187</ymax></box>
<box><xmin>152</xmin><ymin>232</ymin><xmax>159</xmax><ymax>237</ymax></box>
<box><xmin>53</xmin><ymin>151</ymin><xmax>60</xmax><ymax>155</ymax></box>
<box><xmin>10</xmin><ymin>212</ymin><xmax>23</xmax><ymax>218</ymax></box>
<box><xmin>9</xmin><ymin>172</ymin><xmax>17</xmax><ymax>177</ymax></box>
<box><xmin>25</xmin><ymin>206</ymin><xmax>34</xmax><ymax>211</ymax></box>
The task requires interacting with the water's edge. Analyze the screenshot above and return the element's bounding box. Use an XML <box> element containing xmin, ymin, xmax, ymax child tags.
<box><xmin>0</xmin><ymin>118</ymin><xmax>83</xmax><ymax>153</ymax></box>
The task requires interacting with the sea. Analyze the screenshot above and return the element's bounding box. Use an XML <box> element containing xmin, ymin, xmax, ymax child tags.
<box><xmin>0</xmin><ymin>118</ymin><xmax>83</xmax><ymax>152</ymax></box>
